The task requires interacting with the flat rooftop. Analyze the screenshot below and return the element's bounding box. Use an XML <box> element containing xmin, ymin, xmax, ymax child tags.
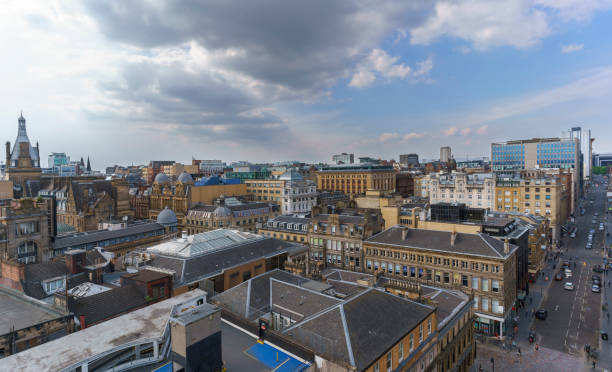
<box><xmin>0</xmin><ymin>287</ymin><xmax>68</xmax><ymax>335</ymax></box>
<box><xmin>1</xmin><ymin>290</ymin><xmax>205</xmax><ymax>372</ymax></box>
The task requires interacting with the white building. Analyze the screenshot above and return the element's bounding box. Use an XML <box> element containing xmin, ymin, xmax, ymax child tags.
<box><xmin>279</xmin><ymin>169</ymin><xmax>317</xmax><ymax>215</ymax></box>
<box><xmin>428</xmin><ymin>172</ymin><xmax>495</xmax><ymax>209</ymax></box>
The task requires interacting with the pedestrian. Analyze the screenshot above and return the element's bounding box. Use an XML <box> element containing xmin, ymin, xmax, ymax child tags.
<box><xmin>518</xmin><ymin>347</ymin><xmax>521</xmax><ymax>356</ymax></box>
<box><xmin>609</xmin><ymin>281</ymin><xmax>610</xmax><ymax>288</ymax></box>
<box><xmin>593</xmin><ymin>361</ymin><xmax>596</xmax><ymax>369</ymax></box>
<box><xmin>535</xmin><ymin>343</ymin><xmax>539</xmax><ymax>351</ymax></box>
<box><xmin>608</xmin><ymin>313</ymin><xmax>609</xmax><ymax>322</ymax></box>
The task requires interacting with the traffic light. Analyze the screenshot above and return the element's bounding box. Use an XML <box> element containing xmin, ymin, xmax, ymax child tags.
<box><xmin>258</xmin><ymin>319</ymin><xmax>269</xmax><ymax>341</ymax></box>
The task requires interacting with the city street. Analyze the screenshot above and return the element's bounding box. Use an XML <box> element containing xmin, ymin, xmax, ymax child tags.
<box><xmin>532</xmin><ymin>177</ymin><xmax>610</xmax><ymax>368</ymax></box>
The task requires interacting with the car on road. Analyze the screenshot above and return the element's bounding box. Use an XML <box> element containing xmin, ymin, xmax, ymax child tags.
<box><xmin>535</xmin><ymin>309</ymin><xmax>548</xmax><ymax>320</ymax></box>
<box><xmin>592</xmin><ymin>219</ymin><xmax>597</xmax><ymax>224</ymax></box>
<box><xmin>555</xmin><ymin>272</ymin><xmax>564</xmax><ymax>281</ymax></box>
<box><xmin>592</xmin><ymin>274</ymin><xmax>602</xmax><ymax>282</ymax></box>
<box><xmin>528</xmin><ymin>330</ymin><xmax>536</xmax><ymax>343</ymax></box>
<box><xmin>593</xmin><ymin>265</ymin><xmax>604</xmax><ymax>273</ymax></box>
<box><xmin>586</xmin><ymin>243</ymin><xmax>593</xmax><ymax>249</ymax></box>
<box><xmin>592</xmin><ymin>284</ymin><xmax>601</xmax><ymax>293</ymax></box>
<box><xmin>594</xmin><ymin>212</ymin><xmax>599</xmax><ymax>216</ymax></box>
<box><xmin>565</xmin><ymin>270</ymin><xmax>573</xmax><ymax>278</ymax></box>
<box><xmin>570</xmin><ymin>232</ymin><xmax>576</xmax><ymax>238</ymax></box>
<box><xmin>564</xmin><ymin>282</ymin><xmax>575</xmax><ymax>291</ymax></box>
<box><xmin>589</xmin><ymin>229</ymin><xmax>596</xmax><ymax>234</ymax></box>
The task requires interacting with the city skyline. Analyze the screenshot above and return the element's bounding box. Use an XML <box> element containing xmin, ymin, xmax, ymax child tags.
<box><xmin>1</xmin><ymin>1</ymin><xmax>612</xmax><ymax>168</ymax></box>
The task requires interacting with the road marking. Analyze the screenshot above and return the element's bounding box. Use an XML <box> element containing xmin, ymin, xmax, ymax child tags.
<box><xmin>554</xmin><ymin>305</ymin><xmax>559</xmax><ymax>311</ymax></box>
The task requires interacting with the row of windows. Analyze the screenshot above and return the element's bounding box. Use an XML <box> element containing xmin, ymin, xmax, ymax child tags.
<box><xmin>372</xmin><ymin>317</ymin><xmax>434</xmax><ymax>372</ymax></box>
<box><xmin>365</xmin><ymin>249</ymin><xmax>500</xmax><ymax>273</ymax></box>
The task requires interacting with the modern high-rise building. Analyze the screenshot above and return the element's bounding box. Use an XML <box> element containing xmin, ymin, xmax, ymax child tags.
<box><xmin>48</xmin><ymin>152</ymin><xmax>69</xmax><ymax>168</ymax></box>
<box><xmin>440</xmin><ymin>146</ymin><xmax>452</xmax><ymax>163</ymax></box>
<box><xmin>491</xmin><ymin>138</ymin><xmax>580</xmax><ymax>172</ymax></box>
<box><xmin>331</xmin><ymin>152</ymin><xmax>354</xmax><ymax>165</ymax></box>
<box><xmin>399</xmin><ymin>153</ymin><xmax>419</xmax><ymax>167</ymax></box>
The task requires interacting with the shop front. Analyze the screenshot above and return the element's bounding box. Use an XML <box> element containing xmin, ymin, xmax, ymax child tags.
<box><xmin>474</xmin><ymin>313</ymin><xmax>506</xmax><ymax>338</ymax></box>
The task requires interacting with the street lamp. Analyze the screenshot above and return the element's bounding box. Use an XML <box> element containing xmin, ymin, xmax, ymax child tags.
<box><xmin>491</xmin><ymin>357</ymin><xmax>495</xmax><ymax>372</ymax></box>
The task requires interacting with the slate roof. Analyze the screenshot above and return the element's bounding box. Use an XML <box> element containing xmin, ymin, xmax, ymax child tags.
<box><xmin>313</xmin><ymin>214</ymin><xmax>365</xmax><ymax>225</ymax></box>
<box><xmin>213</xmin><ymin>269</ymin><xmax>434</xmax><ymax>371</ymax></box>
<box><xmin>121</xmin><ymin>269</ymin><xmax>171</xmax><ymax>283</ymax></box>
<box><xmin>54</xmin><ymin>222</ymin><xmax>165</xmax><ymax>250</ymax></box>
<box><xmin>366</xmin><ymin>226</ymin><xmax>517</xmax><ymax>259</ymax></box>
<box><xmin>149</xmin><ymin>236</ymin><xmax>306</xmax><ymax>286</ymax></box>
<box><xmin>286</xmin><ymin>288</ymin><xmax>435</xmax><ymax>371</ymax></box>
<box><xmin>68</xmin><ymin>285</ymin><xmax>148</xmax><ymax>326</ymax></box>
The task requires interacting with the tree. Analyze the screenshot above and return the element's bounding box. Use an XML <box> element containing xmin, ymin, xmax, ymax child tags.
<box><xmin>592</xmin><ymin>166</ymin><xmax>609</xmax><ymax>175</ymax></box>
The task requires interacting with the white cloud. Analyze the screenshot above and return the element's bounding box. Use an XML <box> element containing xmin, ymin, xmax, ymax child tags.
<box><xmin>411</xmin><ymin>0</ymin><xmax>611</xmax><ymax>50</ymax></box>
<box><xmin>444</xmin><ymin>127</ymin><xmax>458</xmax><ymax>136</ymax></box>
<box><xmin>561</xmin><ymin>43</ymin><xmax>584</xmax><ymax>53</ymax></box>
<box><xmin>349</xmin><ymin>49</ymin><xmax>432</xmax><ymax>88</ymax></box>
<box><xmin>476</xmin><ymin>125</ymin><xmax>488</xmax><ymax>135</ymax></box>
<box><xmin>460</xmin><ymin>127</ymin><xmax>471</xmax><ymax>136</ymax></box>
<box><xmin>378</xmin><ymin>132</ymin><xmax>426</xmax><ymax>143</ymax></box>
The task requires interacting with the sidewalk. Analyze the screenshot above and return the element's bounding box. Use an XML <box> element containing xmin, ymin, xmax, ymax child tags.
<box><xmin>473</xmin><ymin>342</ymin><xmax>583</xmax><ymax>372</ymax></box>
<box><xmin>597</xmin><ymin>269</ymin><xmax>612</xmax><ymax>372</ymax></box>
<box><xmin>511</xmin><ymin>252</ymin><xmax>559</xmax><ymax>347</ymax></box>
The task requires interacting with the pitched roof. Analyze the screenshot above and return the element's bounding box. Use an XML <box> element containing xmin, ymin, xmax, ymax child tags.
<box><xmin>149</xmin><ymin>235</ymin><xmax>306</xmax><ymax>286</ymax></box>
<box><xmin>286</xmin><ymin>288</ymin><xmax>434</xmax><ymax>370</ymax></box>
<box><xmin>54</xmin><ymin>222</ymin><xmax>164</xmax><ymax>250</ymax></box>
<box><xmin>366</xmin><ymin>226</ymin><xmax>516</xmax><ymax>259</ymax></box>
<box><xmin>68</xmin><ymin>284</ymin><xmax>147</xmax><ymax>325</ymax></box>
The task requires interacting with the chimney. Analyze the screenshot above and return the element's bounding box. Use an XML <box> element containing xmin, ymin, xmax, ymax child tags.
<box><xmin>65</xmin><ymin>249</ymin><xmax>86</xmax><ymax>274</ymax></box>
<box><xmin>450</xmin><ymin>231</ymin><xmax>457</xmax><ymax>246</ymax></box>
<box><xmin>5</xmin><ymin>141</ymin><xmax>10</xmax><ymax>167</ymax></box>
<box><xmin>504</xmin><ymin>238</ymin><xmax>510</xmax><ymax>254</ymax></box>
<box><xmin>401</xmin><ymin>228</ymin><xmax>408</xmax><ymax>240</ymax></box>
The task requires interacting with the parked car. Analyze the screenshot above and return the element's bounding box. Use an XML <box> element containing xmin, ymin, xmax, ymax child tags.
<box><xmin>555</xmin><ymin>272</ymin><xmax>564</xmax><ymax>281</ymax></box>
<box><xmin>593</xmin><ymin>274</ymin><xmax>602</xmax><ymax>282</ymax></box>
<box><xmin>592</xmin><ymin>285</ymin><xmax>601</xmax><ymax>293</ymax></box>
<box><xmin>570</xmin><ymin>232</ymin><xmax>576</xmax><ymax>238</ymax></box>
<box><xmin>564</xmin><ymin>282</ymin><xmax>575</xmax><ymax>291</ymax></box>
<box><xmin>586</xmin><ymin>243</ymin><xmax>593</xmax><ymax>250</ymax></box>
<box><xmin>529</xmin><ymin>331</ymin><xmax>536</xmax><ymax>343</ymax></box>
<box><xmin>535</xmin><ymin>309</ymin><xmax>548</xmax><ymax>320</ymax></box>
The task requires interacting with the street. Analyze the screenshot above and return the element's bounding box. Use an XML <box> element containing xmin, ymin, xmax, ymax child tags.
<box><xmin>533</xmin><ymin>189</ymin><xmax>604</xmax><ymax>357</ymax></box>
<box><xmin>475</xmin><ymin>176</ymin><xmax>612</xmax><ymax>372</ymax></box>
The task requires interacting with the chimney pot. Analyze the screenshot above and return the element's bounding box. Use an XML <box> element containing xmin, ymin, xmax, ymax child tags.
<box><xmin>504</xmin><ymin>238</ymin><xmax>510</xmax><ymax>254</ymax></box>
<box><xmin>401</xmin><ymin>228</ymin><xmax>408</xmax><ymax>240</ymax></box>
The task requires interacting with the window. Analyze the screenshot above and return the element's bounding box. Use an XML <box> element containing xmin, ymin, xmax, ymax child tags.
<box><xmin>492</xmin><ymin>280</ymin><xmax>499</xmax><ymax>292</ymax></box>
<box><xmin>492</xmin><ymin>300</ymin><xmax>502</xmax><ymax>314</ymax></box>
<box><xmin>473</xmin><ymin>296</ymin><xmax>479</xmax><ymax>309</ymax></box>
<box><xmin>472</xmin><ymin>277</ymin><xmax>479</xmax><ymax>290</ymax></box>
<box><xmin>374</xmin><ymin>362</ymin><xmax>380</xmax><ymax>372</ymax></box>
<box><xmin>419</xmin><ymin>325</ymin><xmax>423</xmax><ymax>342</ymax></box>
<box><xmin>462</xmin><ymin>275</ymin><xmax>468</xmax><ymax>287</ymax></box>
<box><xmin>482</xmin><ymin>297</ymin><xmax>489</xmax><ymax>311</ymax></box>
<box><xmin>386</xmin><ymin>351</ymin><xmax>392</xmax><ymax>372</ymax></box>
<box><xmin>409</xmin><ymin>334</ymin><xmax>414</xmax><ymax>351</ymax></box>
<box><xmin>482</xmin><ymin>279</ymin><xmax>489</xmax><ymax>291</ymax></box>
<box><xmin>427</xmin><ymin>318</ymin><xmax>432</xmax><ymax>335</ymax></box>
<box><xmin>398</xmin><ymin>341</ymin><xmax>404</xmax><ymax>362</ymax></box>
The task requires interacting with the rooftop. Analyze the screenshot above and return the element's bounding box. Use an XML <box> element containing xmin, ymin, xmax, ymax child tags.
<box><xmin>0</xmin><ymin>290</ymin><xmax>206</xmax><ymax>372</ymax></box>
<box><xmin>54</xmin><ymin>222</ymin><xmax>165</xmax><ymax>250</ymax></box>
<box><xmin>212</xmin><ymin>269</ymin><xmax>435</xmax><ymax>371</ymax></box>
<box><xmin>147</xmin><ymin>230</ymin><xmax>307</xmax><ymax>286</ymax></box>
<box><xmin>366</xmin><ymin>225</ymin><xmax>517</xmax><ymax>259</ymax></box>
<box><xmin>0</xmin><ymin>287</ymin><xmax>68</xmax><ymax>335</ymax></box>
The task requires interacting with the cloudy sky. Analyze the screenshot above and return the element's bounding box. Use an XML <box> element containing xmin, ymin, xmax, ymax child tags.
<box><xmin>1</xmin><ymin>1</ymin><xmax>612</xmax><ymax>169</ymax></box>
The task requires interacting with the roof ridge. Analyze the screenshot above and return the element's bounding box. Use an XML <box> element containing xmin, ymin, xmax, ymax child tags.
<box><xmin>339</xmin><ymin>304</ymin><xmax>356</xmax><ymax>367</ymax></box>
<box><xmin>477</xmin><ymin>233</ymin><xmax>503</xmax><ymax>258</ymax></box>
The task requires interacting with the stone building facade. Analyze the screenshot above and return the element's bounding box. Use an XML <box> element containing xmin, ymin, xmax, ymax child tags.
<box><xmin>363</xmin><ymin>226</ymin><xmax>518</xmax><ymax>338</ymax></box>
<box><xmin>185</xmin><ymin>198</ymin><xmax>279</xmax><ymax>235</ymax></box>
<box><xmin>0</xmin><ymin>198</ymin><xmax>51</xmax><ymax>264</ymax></box>
<box><xmin>428</xmin><ymin>172</ymin><xmax>495</xmax><ymax>210</ymax></box>
<box><xmin>307</xmin><ymin>208</ymin><xmax>384</xmax><ymax>276</ymax></box>
<box><xmin>316</xmin><ymin>164</ymin><xmax>396</xmax><ymax>196</ymax></box>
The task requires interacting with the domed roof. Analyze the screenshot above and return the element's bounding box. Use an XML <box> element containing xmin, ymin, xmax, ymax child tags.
<box><xmin>213</xmin><ymin>206</ymin><xmax>232</xmax><ymax>218</ymax></box>
<box><xmin>157</xmin><ymin>207</ymin><xmax>177</xmax><ymax>225</ymax></box>
<box><xmin>154</xmin><ymin>172</ymin><xmax>170</xmax><ymax>184</ymax></box>
<box><xmin>177</xmin><ymin>171</ymin><xmax>194</xmax><ymax>184</ymax></box>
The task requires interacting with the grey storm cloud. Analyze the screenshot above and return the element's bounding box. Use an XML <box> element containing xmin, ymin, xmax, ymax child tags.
<box><xmin>84</xmin><ymin>0</ymin><xmax>432</xmax><ymax>144</ymax></box>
